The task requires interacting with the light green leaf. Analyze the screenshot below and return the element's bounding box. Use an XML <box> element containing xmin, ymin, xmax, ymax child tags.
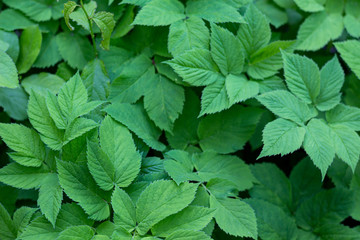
<box><xmin>326</xmin><ymin>104</ymin><xmax>360</xmax><ymax>131</ymax></box>
<box><xmin>100</xmin><ymin>116</ymin><xmax>141</xmax><ymax>187</ymax></box>
<box><xmin>136</xmin><ymin>180</ymin><xmax>198</xmax><ymax>235</ymax></box>
<box><xmin>38</xmin><ymin>173</ymin><xmax>63</xmax><ymax>227</ymax></box>
<box><xmin>259</xmin><ymin>118</ymin><xmax>306</xmax><ymax>158</ymax></box>
<box><xmin>198</xmin><ymin>105</ymin><xmax>263</xmax><ymax>154</ymax></box>
<box><xmin>296</xmin><ymin>12</ymin><xmax>343</xmax><ymax>51</ymax></box>
<box><xmin>210</xmin><ymin>23</ymin><xmax>244</xmax><ymax>75</ymax></box>
<box><xmin>0</xmin><ymin>123</ymin><xmax>45</xmax><ymax>167</ymax></box>
<box><xmin>335</xmin><ymin>40</ymin><xmax>360</xmax><ymax>80</ymax></box>
<box><xmin>248</xmin><ymin>40</ymin><xmax>295</xmax><ymax>79</ymax></box>
<box><xmin>294</xmin><ymin>0</ymin><xmax>325</xmax><ymax>12</ymax></box>
<box><xmin>13</xmin><ymin>207</ymin><xmax>37</xmax><ymax>236</ymax></box>
<box><xmin>0</xmin><ymin>30</ymin><xmax>20</xmax><ymax>62</ymax></box>
<box><xmin>16</xmin><ymin>25</ymin><xmax>42</xmax><ymax>74</ymax></box>
<box><xmin>57</xmin><ymin>160</ymin><xmax>110</xmax><ymax>221</ymax></box>
<box><xmin>282</xmin><ymin>51</ymin><xmax>320</xmax><ymax>104</ymax></box>
<box><xmin>82</xmin><ymin>59</ymin><xmax>110</xmax><ymax>101</ymax></box>
<box><xmin>144</xmin><ymin>74</ymin><xmax>185</xmax><ymax>132</ymax></box>
<box><xmin>111</xmin><ymin>187</ymin><xmax>136</xmax><ymax>232</ymax></box>
<box><xmin>257</xmin><ymin>76</ymin><xmax>287</xmax><ymax>93</ymax></box>
<box><xmin>46</xmin><ymin>91</ymin><xmax>67</xmax><ymax>130</ymax></box>
<box><xmin>56</xmin><ymin>32</ymin><xmax>94</xmax><ymax>69</ymax></box>
<box><xmin>93</xmin><ymin>12</ymin><xmax>115</xmax><ymax>50</ymax></box>
<box><xmin>330</xmin><ymin>125</ymin><xmax>360</xmax><ymax>171</ymax></box>
<box><xmin>152</xmin><ymin>206</ymin><xmax>215</xmax><ymax>237</ymax></box>
<box><xmin>256</xmin><ymin>90</ymin><xmax>317</xmax><ymax>125</ymax></box>
<box><xmin>167</xmin><ymin>48</ymin><xmax>222</xmax><ymax>86</ymax></box>
<box><xmin>0</xmin><ymin>9</ymin><xmax>35</xmax><ymax>31</ymax></box>
<box><xmin>63</xmin><ymin>118</ymin><xmax>98</xmax><ymax>145</ymax></box>
<box><xmin>315</xmin><ymin>56</ymin><xmax>344</xmax><ymax>111</ymax></box>
<box><xmin>63</xmin><ymin>1</ymin><xmax>78</xmax><ymax>30</ymax></box>
<box><xmin>200</xmin><ymin>77</ymin><xmax>230</xmax><ymax>116</ymax></box>
<box><xmin>57</xmin><ymin>225</ymin><xmax>95</xmax><ymax>240</ymax></box>
<box><xmin>104</xmin><ymin>102</ymin><xmax>166</xmax><ymax>151</ymax></box>
<box><xmin>0</xmin><ymin>163</ymin><xmax>49</xmax><ymax>189</ymax></box>
<box><xmin>303</xmin><ymin>119</ymin><xmax>335</xmax><ymax>178</ymax></box>
<box><xmin>168</xmin><ymin>17</ymin><xmax>209</xmax><ymax>56</ymax></box>
<box><xmin>0</xmin><ymin>202</ymin><xmax>16</xmax><ymax>240</ymax></box>
<box><xmin>210</xmin><ymin>196</ymin><xmax>257</xmax><ymax>238</ymax></box>
<box><xmin>254</xmin><ymin>0</ymin><xmax>288</xmax><ymax>28</ymax></box>
<box><xmin>237</xmin><ymin>4</ymin><xmax>271</xmax><ymax>58</ymax></box>
<box><xmin>166</xmin><ymin>230</ymin><xmax>211</xmax><ymax>240</ymax></box>
<box><xmin>133</xmin><ymin>0</ymin><xmax>185</xmax><ymax>26</ymax></box>
<box><xmin>186</xmin><ymin>0</ymin><xmax>245</xmax><ymax>23</ymax></box>
<box><xmin>33</xmin><ymin>33</ymin><xmax>62</xmax><ymax>68</ymax></box>
<box><xmin>69</xmin><ymin>1</ymin><xmax>97</xmax><ymax>31</ymax></box>
<box><xmin>225</xmin><ymin>74</ymin><xmax>259</xmax><ymax>104</ymax></box>
<box><xmin>0</xmin><ymin>51</ymin><xmax>18</xmax><ymax>88</ymax></box>
<box><xmin>122</xmin><ymin>0</ymin><xmax>151</xmax><ymax>7</ymax></box>
<box><xmin>22</xmin><ymin>73</ymin><xmax>65</xmax><ymax>95</ymax></box>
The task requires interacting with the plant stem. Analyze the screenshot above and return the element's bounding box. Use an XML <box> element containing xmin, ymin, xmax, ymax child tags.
<box><xmin>80</xmin><ymin>0</ymin><xmax>98</xmax><ymax>57</ymax></box>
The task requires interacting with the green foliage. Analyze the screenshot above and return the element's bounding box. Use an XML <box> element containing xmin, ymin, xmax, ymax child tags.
<box><xmin>0</xmin><ymin>1</ymin><xmax>359</xmax><ymax>240</ymax></box>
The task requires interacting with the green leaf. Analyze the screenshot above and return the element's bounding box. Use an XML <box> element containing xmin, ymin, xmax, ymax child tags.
<box><xmin>282</xmin><ymin>51</ymin><xmax>320</xmax><ymax>104</ymax></box>
<box><xmin>256</xmin><ymin>90</ymin><xmax>317</xmax><ymax>125</ymax></box>
<box><xmin>0</xmin><ymin>123</ymin><xmax>46</xmax><ymax>167</ymax></box>
<box><xmin>104</xmin><ymin>102</ymin><xmax>166</xmax><ymax>151</ymax></box>
<box><xmin>22</xmin><ymin>73</ymin><xmax>65</xmax><ymax>95</ymax></box>
<box><xmin>0</xmin><ymin>202</ymin><xmax>16</xmax><ymax>240</ymax></box>
<box><xmin>248</xmin><ymin>40</ymin><xmax>295</xmax><ymax>79</ymax></box>
<box><xmin>225</xmin><ymin>74</ymin><xmax>259</xmax><ymax>104</ymax></box>
<box><xmin>0</xmin><ymin>9</ymin><xmax>35</xmax><ymax>31</ymax></box>
<box><xmin>186</xmin><ymin>0</ymin><xmax>245</xmax><ymax>23</ymax></box>
<box><xmin>63</xmin><ymin>118</ymin><xmax>98</xmax><ymax>145</ymax></box>
<box><xmin>237</xmin><ymin>4</ymin><xmax>271</xmax><ymax>58</ymax></box>
<box><xmin>257</xmin><ymin>76</ymin><xmax>287</xmax><ymax>94</ymax></box>
<box><xmin>296</xmin><ymin>12</ymin><xmax>343</xmax><ymax>51</ymax></box>
<box><xmin>151</xmin><ymin>206</ymin><xmax>215</xmax><ymax>237</ymax></box>
<box><xmin>56</xmin><ymin>32</ymin><xmax>94</xmax><ymax>69</ymax></box>
<box><xmin>168</xmin><ymin>17</ymin><xmax>209</xmax><ymax>56</ymax></box>
<box><xmin>326</xmin><ymin>104</ymin><xmax>360</xmax><ymax>131</ymax></box>
<box><xmin>133</xmin><ymin>0</ymin><xmax>185</xmax><ymax>26</ymax></box>
<box><xmin>167</xmin><ymin>48</ymin><xmax>222</xmax><ymax>86</ymax></box>
<box><xmin>57</xmin><ymin>160</ymin><xmax>110</xmax><ymax>221</ymax></box>
<box><xmin>122</xmin><ymin>0</ymin><xmax>151</xmax><ymax>7</ymax></box>
<box><xmin>315</xmin><ymin>56</ymin><xmax>344</xmax><ymax>111</ymax></box>
<box><xmin>199</xmin><ymin>77</ymin><xmax>230</xmax><ymax>116</ymax></box>
<box><xmin>33</xmin><ymin>33</ymin><xmax>62</xmax><ymax>68</ymax></box>
<box><xmin>63</xmin><ymin>1</ymin><xmax>78</xmax><ymax>31</ymax></box>
<box><xmin>0</xmin><ymin>163</ymin><xmax>49</xmax><ymax>189</ymax></box>
<box><xmin>13</xmin><ymin>207</ymin><xmax>37</xmax><ymax>236</ymax></box>
<box><xmin>93</xmin><ymin>12</ymin><xmax>115</xmax><ymax>50</ymax></box>
<box><xmin>330</xmin><ymin>125</ymin><xmax>360</xmax><ymax>171</ymax></box>
<box><xmin>198</xmin><ymin>105</ymin><xmax>263</xmax><ymax>154</ymax></box>
<box><xmin>16</xmin><ymin>25</ymin><xmax>42</xmax><ymax>74</ymax></box>
<box><xmin>303</xmin><ymin>119</ymin><xmax>335</xmax><ymax>178</ymax></box>
<box><xmin>166</xmin><ymin>230</ymin><xmax>211</xmax><ymax>240</ymax></box>
<box><xmin>111</xmin><ymin>187</ymin><xmax>136</xmax><ymax>232</ymax></box>
<box><xmin>136</xmin><ymin>180</ymin><xmax>198</xmax><ymax>235</ymax></box>
<box><xmin>57</xmin><ymin>225</ymin><xmax>95</xmax><ymax>240</ymax></box>
<box><xmin>335</xmin><ymin>40</ymin><xmax>360</xmax><ymax>80</ymax></box>
<box><xmin>0</xmin><ymin>51</ymin><xmax>19</xmax><ymax>88</ymax></box>
<box><xmin>112</xmin><ymin>5</ymin><xmax>135</xmax><ymax>39</ymax></box>
<box><xmin>0</xmin><ymin>86</ymin><xmax>28</xmax><ymax>121</ymax></box>
<box><xmin>144</xmin><ymin>74</ymin><xmax>185</xmax><ymax>132</ymax></box>
<box><xmin>70</xmin><ymin>1</ymin><xmax>97</xmax><ymax>31</ymax></box>
<box><xmin>254</xmin><ymin>0</ymin><xmax>288</xmax><ymax>28</ymax></box>
<box><xmin>82</xmin><ymin>59</ymin><xmax>110</xmax><ymax>101</ymax></box>
<box><xmin>294</xmin><ymin>0</ymin><xmax>325</xmax><ymax>12</ymax></box>
<box><xmin>38</xmin><ymin>173</ymin><xmax>63</xmax><ymax>227</ymax></box>
<box><xmin>210</xmin><ymin>196</ymin><xmax>257</xmax><ymax>239</ymax></box>
<box><xmin>245</xmin><ymin>199</ymin><xmax>298</xmax><ymax>240</ymax></box>
<box><xmin>99</xmin><ymin>116</ymin><xmax>141</xmax><ymax>187</ymax></box>
<box><xmin>210</xmin><ymin>23</ymin><xmax>244</xmax><ymax>75</ymax></box>
<box><xmin>259</xmin><ymin>118</ymin><xmax>306</xmax><ymax>158</ymax></box>
<box><xmin>28</xmin><ymin>91</ymin><xmax>64</xmax><ymax>150</ymax></box>
<box><xmin>0</xmin><ymin>30</ymin><xmax>20</xmax><ymax>62</ymax></box>
<box><xmin>46</xmin><ymin>91</ymin><xmax>67</xmax><ymax>130</ymax></box>
<box><xmin>193</xmin><ymin>151</ymin><xmax>255</xmax><ymax>191</ymax></box>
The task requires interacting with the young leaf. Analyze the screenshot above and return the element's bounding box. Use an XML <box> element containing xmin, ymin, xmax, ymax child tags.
<box><xmin>167</xmin><ymin>48</ymin><xmax>222</xmax><ymax>86</ymax></box>
<box><xmin>326</xmin><ymin>104</ymin><xmax>360</xmax><ymax>131</ymax></box>
<box><xmin>259</xmin><ymin>118</ymin><xmax>306</xmax><ymax>158</ymax></box>
<box><xmin>210</xmin><ymin>196</ymin><xmax>257</xmax><ymax>239</ymax></box>
<box><xmin>0</xmin><ymin>202</ymin><xmax>17</xmax><ymax>240</ymax></box>
<box><xmin>225</xmin><ymin>74</ymin><xmax>259</xmax><ymax>104</ymax></box>
<box><xmin>210</xmin><ymin>23</ymin><xmax>244</xmax><ymax>75</ymax></box>
<box><xmin>57</xmin><ymin>160</ymin><xmax>110</xmax><ymax>221</ymax></box>
<box><xmin>111</xmin><ymin>187</ymin><xmax>136</xmax><ymax>232</ymax></box>
<box><xmin>93</xmin><ymin>12</ymin><xmax>115</xmax><ymax>50</ymax></box>
<box><xmin>335</xmin><ymin>40</ymin><xmax>360</xmax><ymax>79</ymax></box>
<box><xmin>133</xmin><ymin>0</ymin><xmax>185</xmax><ymax>26</ymax></box>
<box><xmin>46</xmin><ymin>91</ymin><xmax>67</xmax><ymax>130</ymax></box>
<box><xmin>70</xmin><ymin>1</ymin><xmax>97</xmax><ymax>31</ymax></box>
<box><xmin>63</xmin><ymin>1</ymin><xmax>78</xmax><ymax>31</ymax></box>
<box><xmin>13</xmin><ymin>207</ymin><xmax>37</xmax><ymax>236</ymax></box>
<box><xmin>16</xmin><ymin>25</ymin><xmax>42</xmax><ymax>74</ymax></box>
<box><xmin>0</xmin><ymin>50</ymin><xmax>19</xmax><ymax>88</ymax></box>
<box><xmin>303</xmin><ymin>119</ymin><xmax>335</xmax><ymax>178</ymax></box>
<box><xmin>0</xmin><ymin>123</ymin><xmax>46</xmax><ymax>167</ymax></box>
<box><xmin>282</xmin><ymin>51</ymin><xmax>320</xmax><ymax>104</ymax></box>
<box><xmin>63</xmin><ymin>118</ymin><xmax>98</xmax><ymax>146</ymax></box>
<box><xmin>135</xmin><ymin>180</ymin><xmax>198</xmax><ymax>235</ymax></box>
<box><xmin>168</xmin><ymin>17</ymin><xmax>209</xmax><ymax>56</ymax></box>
